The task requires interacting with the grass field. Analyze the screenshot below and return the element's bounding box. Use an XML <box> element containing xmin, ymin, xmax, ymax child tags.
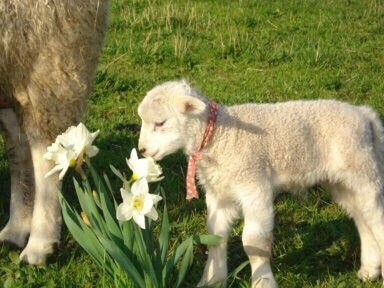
<box><xmin>1</xmin><ymin>0</ymin><xmax>384</xmax><ymax>287</ymax></box>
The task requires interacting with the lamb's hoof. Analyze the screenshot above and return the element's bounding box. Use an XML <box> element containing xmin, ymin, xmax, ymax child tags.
<box><xmin>252</xmin><ymin>276</ymin><xmax>278</xmax><ymax>288</ymax></box>
<box><xmin>19</xmin><ymin>239</ymin><xmax>57</xmax><ymax>265</ymax></box>
<box><xmin>357</xmin><ymin>266</ymin><xmax>381</xmax><ymax>281</ymax></box>
<box><xmin>0</xmin><ymin>224</ymin><xmax>29</xmax><ymax>248</ymax></box>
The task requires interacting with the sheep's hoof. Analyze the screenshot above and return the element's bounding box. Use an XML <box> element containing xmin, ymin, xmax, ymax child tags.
<box><xmin>0</xmin><ymin>223</ymin><xmax>29</xmax><ymax>248</ymax></box>
<box><xmin>357</xmin><ymin>265</ymin><xmax>381</xmax><ymax>281</ymax></box>
<box><xmin>19</xmin><ymin>239</ymin><xmax>58</xmax><ymax>265</ymax></box>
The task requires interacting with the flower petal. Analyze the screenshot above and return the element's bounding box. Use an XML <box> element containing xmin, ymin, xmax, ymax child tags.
<box><xmin>141</xmin><ymin>195</ymin><xmax>153</xmax><ymax>215</ymax></box>
<box><xmin>131</xmin><ymin>178</ymin><xmax>149</xmax><ymax>196</ymax></box>
<box><xmin>59</xmin><ymin>165</ymin><xmax>70</xmax><ymax>180</ymax></box>
<box><xmin>116</xmin><ymin>203</ymin><xmax>133</xmax><ymax>221</ymax></box>
<box><xmin>44</xmin><ymin>165</ymin><xmax>64</xmax><ymax>178</ymax></box>
<box><xmin>86</xmin><ymin>145</ymin><xmax>99</xmax><ymax>157</ymax></box>
<box><xmin>151</xmin><ymin>194</ymin><xmax>163</xmax><ymax>204</ymax></box>
<box><xmin>91</xmin><ymin>130</ymin><xmax>100</xmax><ymax>141</ymax></box>
<box><xmin>136</xmin><ymin>159</ymin><xmax>150</xmax><ymax>178</ymax></box>
<box><xmin>130</xmin><ymin>148</ymin><xmax>139</xmax><ymax>162</ymax></box>
<box><xmin>120</xmin><ymin>188</ymin><xmax>133</xmax><ymax>203</ymax></box>
<box><xmin>145</xmin><ymin>207</ymin><xmax>159</xmax><ymax>221</ymax></box>
<box><xmin>133</xmin><ymin>213</ymin><xmax>146</xmax><ymax>229</ymax></box>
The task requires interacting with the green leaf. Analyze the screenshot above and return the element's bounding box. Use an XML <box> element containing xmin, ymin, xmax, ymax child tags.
<box><xmin>73</xmin><ymin>178</ymin><xmax>107</xmax><ymax>236</ymax></box>
<box><xmin>99</xmin><ymin>236</ymin><xmax>146</xmax><ymax>288</ymax></box>
<box><xmin>193</xmin><ymin>234</ymin><xmax>224</xmax><ymax>246</ymax></box>
<box><xmin>162</xmin><ymin>237</ymin><xmax>192</xmax><ymax>285</ymax></box>
<box><xmin>121</xmin><ymin>220</ymin><xmax>135</xmax><ymax>250</ymax></box>
<box><xmin>110</xmin><ymin>164</ymin><xmax>127</xmax><ymax>182</ymax></box>
<box><xmin>159</xmin><ymin>204</ymin><xmax>169</xmax><ymax>264</ymax></box>
<box><xmin>59</xmin><ymin>193</ymin><xmax>115</xmax><ymax>277</ymax></box>
<box><xmin>133</xmin><ymin>223</ymin><xmax>159</xmax><ymax>288</ymax></box>
<box><xmin>175</xmin><ymin>238</ymin><xmax>194</xmax><ymax>288</ymax></box>
<box><xmin>89</xmin><ymin>166</ymin><xmax>123</xmax><ymax>241</ymax></box>
<box><xmin>227</xmin><ymin>260</ymin><xmax>250</xmax><ymax>287</ymax></box>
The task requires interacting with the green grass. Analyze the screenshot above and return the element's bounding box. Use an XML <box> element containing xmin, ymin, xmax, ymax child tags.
<box><xmin>1</xmin><ymin>0</ymin><xmax>384</xmax><ymax>287</ymax></box>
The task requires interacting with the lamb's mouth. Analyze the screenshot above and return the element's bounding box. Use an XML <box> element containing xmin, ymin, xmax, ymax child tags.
<box><xmin>147</xmin><ymin>150</ymin><xmax>160</xmax><ymax>160</ymax></box>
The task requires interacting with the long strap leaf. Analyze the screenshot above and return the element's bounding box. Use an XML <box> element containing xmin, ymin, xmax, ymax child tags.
<box><xmin>99</xmin><ymin>236</ymin><xmax>146</xmax><ymax>288</ymax></box>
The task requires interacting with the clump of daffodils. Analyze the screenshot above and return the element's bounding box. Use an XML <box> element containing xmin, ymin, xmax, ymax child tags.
<box><xmin>44</xmin><ymin>123</ymin><xmax>99</xmax><ymax>180</ymax></box>
<box><xmin>116</xmin><ymin>148</ymin><xmax>163</xmax><ymax>229</ymax></box>
<box><xmin>44</xmin><ymin>124</ymin><xmax>163</xmax><ymax>229</ymax></box>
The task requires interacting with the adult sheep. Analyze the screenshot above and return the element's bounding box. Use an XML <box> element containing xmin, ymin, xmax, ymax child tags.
<box><xmin>0</xmin><ymin>1</ymin><xmax>108</xmax><ymax>265</ymax></box>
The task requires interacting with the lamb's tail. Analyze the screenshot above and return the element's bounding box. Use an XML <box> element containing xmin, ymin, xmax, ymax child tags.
<box><xmin>359</xmin><ymin>105</ymin><xmax>384</xmax><ymax>165</ymax></box>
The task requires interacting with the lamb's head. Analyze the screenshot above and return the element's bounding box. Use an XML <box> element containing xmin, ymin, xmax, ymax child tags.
<box><xmin>138</xmin><ymin>80</ymin><xmax>208</xmax><ymax>160</ymax></box>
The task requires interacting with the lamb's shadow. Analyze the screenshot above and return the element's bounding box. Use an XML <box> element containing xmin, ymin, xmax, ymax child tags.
<box><xmin>273</xmin><ymin>217</ymin><xmax>359</xmax><ymax>283</ymax></box>
<box><xmin>217</xmin><ymin>107</ymin><xmax>267</xmax><ymax>136</ymax></box>
<box><xmin>221</xmin><ymin>193</ymin><xmax>363</xmax><ymax>287</ymax></box>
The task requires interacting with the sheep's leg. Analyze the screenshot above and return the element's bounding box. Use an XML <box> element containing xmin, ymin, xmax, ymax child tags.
<box><xmin>197</xmin><ymin>192</ymin><xmax>239</xmax><ymax>287</ymax></box>
<box><xmin>241</xmin><ymin>184</ymin><xmax>277</xmax><ymax>288</ymax></box>
<box><xmin>0</xmin><ymin>109</ymin><xmax>34</xmax><ymax>247</ymax></box>
<box><xmin>19</xmin><ymin>142</ymin><xmax>61</xmax><ymax>265</ymax></box>
<box><xmin>348</xmin><ymin>182</ymin><xmax>384</xmax><ymax>282</ymax></box>
<box><xmin>330</xmin><ymin>183</ymin><xmax>381</xmax><ymax>281</ymax></box>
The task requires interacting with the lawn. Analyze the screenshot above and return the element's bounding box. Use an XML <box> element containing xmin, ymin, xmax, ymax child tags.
<box><xmin>1</xmin><ymin>0</ymin><xmax>384</xmax><ymax>287</ymax></box>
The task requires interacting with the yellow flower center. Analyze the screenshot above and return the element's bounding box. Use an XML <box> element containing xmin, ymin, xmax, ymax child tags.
<box><xmin>69</xmin><ymin>158</ymin><xmax>77</xmax><ymax>168</ymax></box>
<box><xmin>133</xmin><ymin>197</ymin><xmax>143</xmax><ymax>211</ymax></box>
<box><xmin>131</xmin><ymin>173</ymin><xmax>139</xmax><ymax>181</ymax></box>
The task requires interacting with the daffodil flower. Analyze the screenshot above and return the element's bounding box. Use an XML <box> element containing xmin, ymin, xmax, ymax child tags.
<box><xmin>126</xmin><ymin>148</ymin><xmax>163</xmax><ymax>182</ymax></box>
<box><xmin>44</xmin><ymin>141</ymin><xmax>78</xmax><ymax>180</ymax></box>
<box><xmin>44</xmin><ymin>123</ymin><xmax>99</xmax><ymax>180</ymax></box>
<box><xmin>116</xmin><ymin>178</ymin><xmax>162</xmax><ymax>229</ymax></box>
<box><xmin>57</xmin><ymin>122</ymin><xmax>99</xmax><ymax>158</ymax></box>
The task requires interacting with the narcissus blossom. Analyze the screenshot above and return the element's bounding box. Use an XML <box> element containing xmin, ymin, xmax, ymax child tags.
<box><xmin>56</xmin><ymin>122</ymin><xmax>99</xmax><ymax>157</ymax></box>
<box><xmin>116</xmin><ymin>178</ymin><xmax>162</xmax><ymax>229</ymax></box>
<box><xmin>44</xmin><ymin>123</ymin><xmax>99</xmax><ymax>180</ymax></box>
<box><xmin>44</xmin><ymin>141</ymin><xmax>78</xmax><ymax>180</ymax></box>
<box><xmin>126</xmin><ymin>148</ymin><xmax>163</xmax><ymax>182</ymax></box>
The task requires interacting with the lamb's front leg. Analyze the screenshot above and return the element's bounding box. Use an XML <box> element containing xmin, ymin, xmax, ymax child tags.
<box><xmin>20</xmin><ymin>142</ymin><xmax>62</xmax><ymax>265</ymax></box>
<box><xmin>198</xmin><ymin>193</ymin><xmax>239</xmax><ymax>287</ymax></box>
<box><xmin>241</xmin><ymin>185</ymin><xmax>277</xmax><ymax>288</ymax></box>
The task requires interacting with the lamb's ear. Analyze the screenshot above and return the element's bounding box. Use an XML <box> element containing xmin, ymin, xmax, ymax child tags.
<box><xmin>176</xmin><ymin>95</ymin><xmax>206</xmax><ymax>115</ymax></box>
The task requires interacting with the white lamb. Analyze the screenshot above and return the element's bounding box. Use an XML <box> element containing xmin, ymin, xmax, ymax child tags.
<box><xmin>137</xmin><ymin>80</ymin><xmax>384</xmax><ymax>287</ymax></box>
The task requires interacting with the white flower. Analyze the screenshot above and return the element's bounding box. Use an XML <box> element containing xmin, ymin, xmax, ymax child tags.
<box><xmin>126</xmin><ymin>148</ymin><xmax>163</xmax><ymax>182</ymax></box>
<box><xmin>116</xmin><ymin>178</ymin><xmax>162</xmax><ymax>229</ymax></box>
<box><xmin>57</xmin><ymin>122</ymin><xmax>99</xmax><ymax>158</ymax></box>
<box><xmin>43</xmin><ymin>141</ymin><xmax>77</xmax><ymax>180</ymax></box>
<box><xmin>44</xmin><ymin>123</ymin><xmax>99</xmax><ymax>179</ymax></box>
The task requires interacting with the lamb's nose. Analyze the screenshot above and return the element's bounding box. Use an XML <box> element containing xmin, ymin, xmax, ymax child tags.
<box><xmin>139</xmin><ymin>147</ymin><xmax>146</xmax><ymax>154</ymax></box>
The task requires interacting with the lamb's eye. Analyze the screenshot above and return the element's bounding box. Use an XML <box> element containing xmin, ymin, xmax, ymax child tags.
<box><xmin>155</xmin><ymin>120</ymin><xmax>166</xmax><ymax>128</ymax></box>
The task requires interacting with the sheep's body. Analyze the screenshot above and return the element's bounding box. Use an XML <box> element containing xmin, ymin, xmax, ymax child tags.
<box><xmin>138</xmin><ymin>80</ymin><xmax>384</xmax><ymax>288</ymax></box>
<box><xmin>0</xmin><ymin>1</ymin><xmax>108</xmax><ymax>264</ymax></box>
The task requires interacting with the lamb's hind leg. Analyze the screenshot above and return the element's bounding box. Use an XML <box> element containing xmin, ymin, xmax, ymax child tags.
<box><xmin>330</xmin><ymin>183</ymin><xmax>381</xmax><ymax>281</ymax></box>
<box><xmin>352</xmin><ymin>181</ymin><xmax>384</xmax><ymax>283</ymax></box>
<box><xmin>0</xmin><ymin>109</ymin><xmax>34</xmax><ymax>248</ymax></box>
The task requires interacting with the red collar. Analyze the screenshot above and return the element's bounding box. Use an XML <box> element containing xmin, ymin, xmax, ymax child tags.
<box><xmin>186</xmin><ymin>100</ymin><xmax>218</xmax><ymax>200</ymax></box>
